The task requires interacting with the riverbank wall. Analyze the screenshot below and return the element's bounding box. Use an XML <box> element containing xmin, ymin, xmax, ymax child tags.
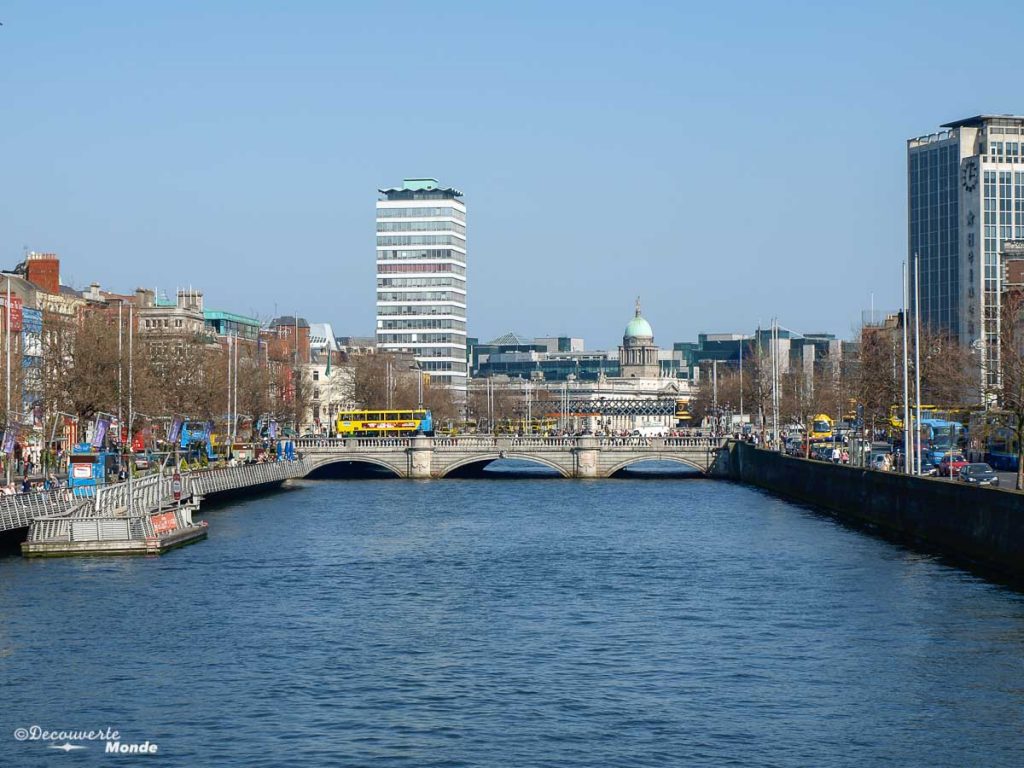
<box><xmin>716</xmin><ymin>441</ymin><xmax>1024</xmax><ymax>580</ymax></box>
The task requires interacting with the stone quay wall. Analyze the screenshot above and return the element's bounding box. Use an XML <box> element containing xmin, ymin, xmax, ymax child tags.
<box><xmin>716</xmin><ymin>441</ymin><xmax>1024</xmax><ymax>580</ymax></box>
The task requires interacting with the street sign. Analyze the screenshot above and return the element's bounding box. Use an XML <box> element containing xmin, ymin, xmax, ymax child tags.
<box><xmin>172</xmin><ymin>472</ymin><xmax>182</xmax><ymax>501</ymax></box>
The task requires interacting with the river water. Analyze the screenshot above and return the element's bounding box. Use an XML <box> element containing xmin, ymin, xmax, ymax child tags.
<box><xmin>1</xmin><ymin>469</ymin><xmax>1023</xmax><ymax>767</ymax></box>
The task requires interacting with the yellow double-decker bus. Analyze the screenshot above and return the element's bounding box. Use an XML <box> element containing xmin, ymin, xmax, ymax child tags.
<box><xmin>808</xmin><ymin>414</ymin><xmax>834</xmax><ymax>441</ymax></box>
<box><xmin>335</xmin><ymin>409</ymin><xmax>433</xmax><ymax>437</ymax></box>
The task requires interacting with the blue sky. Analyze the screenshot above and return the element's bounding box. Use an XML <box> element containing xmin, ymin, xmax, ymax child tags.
<box><xmin>2</xmin><ymin>0</ymin><xmax>1022</xmax><ymax>348</ymax></box>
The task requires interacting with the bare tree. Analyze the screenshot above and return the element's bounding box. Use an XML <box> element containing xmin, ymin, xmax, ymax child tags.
<box><xmin>995</xmin><ymin>290</ymin><xmax>1024</xmax><ymax>489</ymax></box>
<box><xmin>466</xmin><ymin>381</ymin><xmax>519</xmax><ymax>431</ymax></box>
<box><xmin>348</xmin><ymin>353</ymin><xmax>418</xmax><ymax>409</ymax></box>
<box><xmin>41</xmin><ymin>310</ymin><xmax>120</xmax><ymax>422</ymax></box>
<box><xmin>918</xmin><ymin>325</ymin><xmax>976</xmax><ymax>408</ymax></box>
<box><xmin>853</xmin><ymin>324</ymin><xmax>900</xmax><ymax>430</ymax></box>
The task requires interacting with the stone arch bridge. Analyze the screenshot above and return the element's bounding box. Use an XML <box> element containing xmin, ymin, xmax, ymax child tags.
<box><xmin>295</xmin><ymin>435</ymin><xmax>726</xmax><ymax>479</ymax></box>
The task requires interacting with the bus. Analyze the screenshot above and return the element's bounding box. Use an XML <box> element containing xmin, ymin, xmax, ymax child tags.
<box><xmin>968</xmin><ymin>410</ymin><xmax>1020</xmax><ymax>470</ymax></box>
<box><xmin>888</xmin><ymin>403</ymin><xmax>939</xmax><ymax>433</ymax></box>
<box><xmin>808</xmin><ymin>414</ymin><xmax>834</xmax><ymax>441</ymax></box>
<box><xmin>335</xmin><ymin>409</ymin><xmax>433</xmax><ymax>437</ymax></box>
<box><xmin>918</xmin><ymin>418</ymin><xmax>964</xmax><ymax>465</ymax></box>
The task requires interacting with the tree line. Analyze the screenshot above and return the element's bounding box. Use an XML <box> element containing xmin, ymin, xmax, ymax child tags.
<box><xmin>688</xmin><ymin>322</ymin><xmax>977</xmax><ymax>436</ymax></box>
<box><xmin>0</xmin><ymin>308</ymin><xmax>308</xmax><ymax>442</ymax></box>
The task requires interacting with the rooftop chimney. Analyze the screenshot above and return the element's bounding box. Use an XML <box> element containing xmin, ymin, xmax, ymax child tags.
<box><xmin>24</xmin><ymin>252</ymin><xmax>59</xmax><ymax>294</ymax></box>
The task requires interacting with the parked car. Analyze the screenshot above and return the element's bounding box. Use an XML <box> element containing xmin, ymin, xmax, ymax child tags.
<box><xmin>937</xmin><ymin>453</ymin><xmax>969</xmax><ymax>476</ymax></box>
<box><xmin>784</xmin><ymin>437</ymin><xmax>804</xmax><ymax>456</ymax></box>
<box><xmin>958</xmin><ymin>463</ymin><xmax>999</xmax><ymax>487</ymax></box>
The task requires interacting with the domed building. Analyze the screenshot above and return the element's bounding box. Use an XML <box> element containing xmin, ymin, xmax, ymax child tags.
<box><xmin>618</xmin><ymin>299</ymin><xmax>660</xmax><ymax>378</ymax></box>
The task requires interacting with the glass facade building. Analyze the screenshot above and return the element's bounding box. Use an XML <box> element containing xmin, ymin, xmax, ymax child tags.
<box><xmin>908</xmin><ymin>115</ymin><xmax>1024</xmax><ymax>390</ymax></box>
<box><xmin>376</xmin><ymin>179</ymin><xmax>467</xmax><ymax>390</ymax></box>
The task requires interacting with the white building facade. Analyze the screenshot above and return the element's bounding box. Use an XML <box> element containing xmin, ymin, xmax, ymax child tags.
<box><xmin>376</xmin><ymin>178</ymin><xmax>468</xmax><ymax>392</ymax></box>
<box><xmin>909</xmin><ymin>115</ymin><xmax>1024</xmax><ymax>390</ymax></box>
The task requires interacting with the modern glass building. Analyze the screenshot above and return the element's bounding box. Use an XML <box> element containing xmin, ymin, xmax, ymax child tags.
<box><xmin>908</xmin><ymin>115</ymin><xmax>1024</xmax><ymax>389</ymax></box>
<box><xmin>204</xmin><ymin>309</ymin><xmax>260</xmax><ymax>341</ymax></box>
<box><xmin>376</xmin><ymin>178</ymin><xmax>467</xmax><ymax>391</ymax></box>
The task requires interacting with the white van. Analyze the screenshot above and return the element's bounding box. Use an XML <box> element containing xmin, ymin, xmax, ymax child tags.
<box><xmin>631</xmin><ymin>426</ymin><xmax>666</xmax><ymax>438</ymax></box>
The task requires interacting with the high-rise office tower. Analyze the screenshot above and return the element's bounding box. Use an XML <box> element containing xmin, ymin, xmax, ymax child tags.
<box><xmin>908</xmin><ymin>114</ymin><xmax>1024</xmax><ymax>389</ymax></box>
<box><xmin>375</xmin><ymin>178</ymin><xmax>467</xmax><ymax>391</ymax></box>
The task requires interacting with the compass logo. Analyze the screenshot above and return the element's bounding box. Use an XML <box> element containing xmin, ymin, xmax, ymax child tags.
<box><xmin>50</xmin><ymin>743</ymin><xmax>87</xmax><ymax>752</ymax></box>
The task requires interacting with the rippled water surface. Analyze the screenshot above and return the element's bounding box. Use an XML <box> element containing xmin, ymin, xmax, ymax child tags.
<box><xmin>2</xmin><ymin>474</ymin><xmax>1024</xmax><ymax>767</ymax></box>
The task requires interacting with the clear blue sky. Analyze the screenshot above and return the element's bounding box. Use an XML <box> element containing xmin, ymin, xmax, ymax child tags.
<box><xmin>2</xmin><ymin>0</ymin><xmax>1022</xmax><ymax>348</ymax></box>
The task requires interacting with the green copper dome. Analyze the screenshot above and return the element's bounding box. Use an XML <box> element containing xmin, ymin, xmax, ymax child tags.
<box><xmin>624</xmin><ymin>298</ymin><xmax>653</xmax><ymax>338</ymax></box>
<box><xmin>625</xmin><ymin>315</ymin><xmax>653</xmax><ymax>338</ymax></box>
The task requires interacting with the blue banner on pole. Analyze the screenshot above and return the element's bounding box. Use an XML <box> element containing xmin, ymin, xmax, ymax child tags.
<box><xmin>1</xmin><ymin>425</ymin><xmax>16</xmax><ymax>455</ymax></box>
<box><xmin>167</xmin><ymin>417</ymin><xmax>183</xmax><ymax>444</ymax></box>
<box><xmin>92</xmin><ymin>417</ymin><xmax>110</xmax><ymax>448</ymax></box>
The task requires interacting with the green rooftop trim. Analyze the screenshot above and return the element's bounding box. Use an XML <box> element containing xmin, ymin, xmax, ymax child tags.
<box><xmin>204</xmin><ymin>309</ymin><xmax>260</xmax><ymax>326</ymax></box>
<box><xmin>403</xmin><ymin>178</ymin><xmax>439</xmax><ymax>191</ymax></box>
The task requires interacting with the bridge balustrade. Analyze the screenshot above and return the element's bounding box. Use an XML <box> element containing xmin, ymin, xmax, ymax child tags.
<box><xmin>296</xmin><ymin>438</ymin><xmax>411</xmax><ymax>450</ymax></box>
<box><xmin>509</xmin><ymin>437</ymin><xmax>578</xmax><ymax>448</ymax></box>
<box><xmin>433</xmin><ymin>437</ymin><xmax>498</xmax><ymax>449</ymax></box>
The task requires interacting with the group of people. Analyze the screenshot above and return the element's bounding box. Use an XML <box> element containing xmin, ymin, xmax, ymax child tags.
<box><xmin>1</xmin><ymin>472</ymin><xmax>63</xmax><ymax>495</ymax></box>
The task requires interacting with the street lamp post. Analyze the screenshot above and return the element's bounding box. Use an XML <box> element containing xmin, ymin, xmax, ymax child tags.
<box><xmin>5</xmin><ymin>275</ymin><xmax>11</xmax><ymax>487</ymax></box>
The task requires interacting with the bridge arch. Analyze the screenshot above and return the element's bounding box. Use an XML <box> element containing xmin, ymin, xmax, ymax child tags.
<box><xmin>437</xmin><ymin>453</ymin><xmax>572</xmax><ymax>478</ymax></box>
<box><xmin>603</xmin><ymin>454</ymin><xmax>707</xmax><ymax>477</ymax></box>
<box><xmin>305</xmin><ymin>455</ymin><xmax>405</xmax><ymax>479</ymax></box>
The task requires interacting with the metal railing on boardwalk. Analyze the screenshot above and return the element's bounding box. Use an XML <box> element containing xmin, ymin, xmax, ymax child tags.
<box><xmin>8</xmin><ymin>459</ymin><xmax>311</xmax><ymax>536</ymax></box>
<box><xmin>0</xmin><ymin>488</ymin><xmax>89</xmax><ymax>533</ymax></box>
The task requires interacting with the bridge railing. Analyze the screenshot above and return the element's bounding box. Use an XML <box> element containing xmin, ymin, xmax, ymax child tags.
<box><xmin>188</xmin><ymin>459</ymin><xmax>310</xmax><ymax>496</ymax></box>
<box><xmin>0</xmin><ymin>489</ymin><xmax>85</xmax><ymax>533</ymax></box>
<box><xmin>433</xmin><ymin>436</ymin><xmax>498</xmax><ymax>449</ymax></box>
<box><xmin>293</xmin><ymin>435</ymin><xmax>724</xmax><ymax>452</ymax></box>
<box><xmin>295</xmin><ymin>438</ymin><xmax>411</xmax><ymax>450</ymax></box>
<box><xmin>94</xmin><ymin>474</ymin><xmax>168</xmax><ymax>515</ymax></box>
<box><xmin>508</xmin><ymin>437</ymin><xmax>579</xmax><ymax>448</ymax></box>
<box><xmin>597</xmin><ymin>436</ymin><xmax>725</xmax><ymax>449</ymax></box>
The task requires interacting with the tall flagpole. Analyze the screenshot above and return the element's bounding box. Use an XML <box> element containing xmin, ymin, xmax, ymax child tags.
<box><xmin>233</xmin><ymin>333</ymin><xmax>239</xmax><ymax>449</ymax></box>
<box><xmin>127</xmin><ymin>303</ymin><xmax>134</xmax><ymax>513</ymax></box>
<box><xmin>772</xmin><ymin>319</ymin><xmax>779</xmax><ymax>450</ymax></box>
<box><xmin>5</xmin><ymin>277</ymin><xmax>10</xmax><ymax>487</ymax></box>
<box><xmin>902</xmin><ymin>261</ymin><xmax>912</xmax><ymax>475</ymax></box>
<box><xmin>118</xmin><ymin>301</ymin><xmax>123</xmax><ymax>455</ymax></box>
<box><xmin>914</xmin><ymin>253</ymin><xmax>923</xmax><ymax>475</ymax></box>
<box><xmin>227</xmin><ymin>334</ymin><xmax>233</xmax><ymax>456</ymax></box>
<box><xmin>739</xmin><ymin>334</ymin><xmax>744</xmax><ymax>427</ymax></box>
